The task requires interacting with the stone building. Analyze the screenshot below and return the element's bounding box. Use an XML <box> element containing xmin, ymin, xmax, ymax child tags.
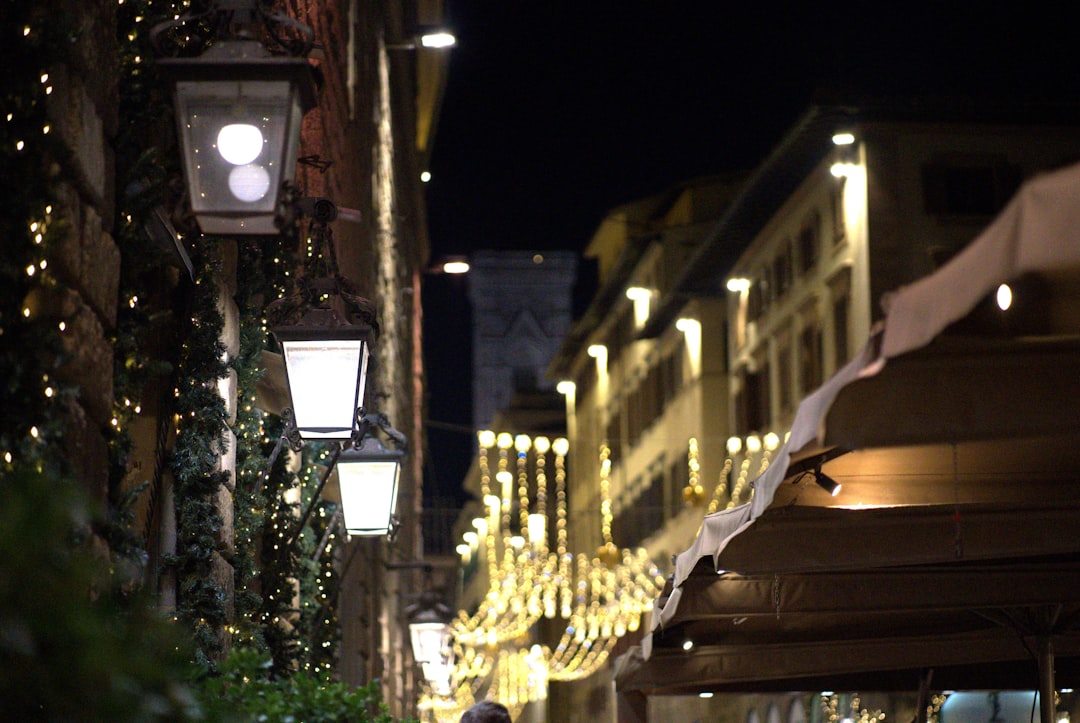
<box><xmin>3</xmin><ymin>0</ymin><xmax>449</xmax><ymax>718</ymax></box>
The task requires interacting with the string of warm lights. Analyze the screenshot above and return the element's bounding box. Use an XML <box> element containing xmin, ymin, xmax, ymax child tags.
<box><xmin>436</xmin><ymin>432</ymin><xmax>667</xmax><ymax>717</ymax></box>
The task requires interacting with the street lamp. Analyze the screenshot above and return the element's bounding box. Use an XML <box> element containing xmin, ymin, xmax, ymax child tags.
<box><xmin>337</xmin><ymin>435</ymin><xmax>405</xmax><ymax>537</ymax></box>
<box><xmin>272</xmin><ymin>301</ymin><xmax>374</xmax><ymax>441</ymax></box>
<box><xmin>406</xmin><ymin>592</ymin><xmax>455</xmax><ymax>696</ymax></box>
<box><xmin>267</xmin><ymin>199</ymin><xmax>379</xmax><ymax>441</ymax></box>
<box><xmin>154</xmin><ymin>3</ymin><xmax>318</xmax><ymax>235</ymax></box>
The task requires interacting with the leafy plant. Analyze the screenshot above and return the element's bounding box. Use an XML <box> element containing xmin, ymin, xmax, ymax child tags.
<box><xmin>196</xmin><ymin>646</ymin><xmax>414</xmax><ymax>723</ymax></box>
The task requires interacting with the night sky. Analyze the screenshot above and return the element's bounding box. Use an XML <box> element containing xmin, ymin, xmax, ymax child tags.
<box><xmin>419</xmin><ymin>2</ymin><xmax>1077</xmax><ymax>508</ymax></box>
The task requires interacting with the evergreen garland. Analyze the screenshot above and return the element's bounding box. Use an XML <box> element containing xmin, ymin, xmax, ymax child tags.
<box><xmin>1</xmin><ymin>0</ymin><xmax>356</xmax><ymax>689</ymax></box>
<box><xmin>169</xmin><ymin>244</ymin><xmax>231</xmax><ymax>667</ymax></box>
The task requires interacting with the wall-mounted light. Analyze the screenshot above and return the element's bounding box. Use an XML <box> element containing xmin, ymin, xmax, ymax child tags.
<box><xmin>337</xmin><ymin>434</ymin><xmax>405</xmax><ymax>536</ymax></box>
<box><xmin>154</xmin><ymin>3</ymin><xmax>318</xmax><ymax>235</ymax></box>
<box><xmin>420</xmin><ymin>30</ymin><xmax>457</xmax><ymax>48</ymax></box>
<box><xmin>830</xmin><ymin>162</ymin><xmax>860</xmax><ymax>178</ymax></box>
<box><xmin>996</xmin><ymin>283</ymin><xmax>1013</xmax><ymax>311</ymax></box>
<box><xmin>814</xmin><ymin>469</ymin><xmax>842</xmax><ymax>497</ymax></box>
<box><xmin>272</xmin><ymin>310</ymin><xmax>373</xmax><ymax>441</ymax></box>
<box><xmin>675</xmin><ymin>317</ymin><xmax>702</xmax><ymax>377</ymax></box>
<box><xmin>587</xmin><ymin>344</ymin><xmax>608</xmax><ymax>374</ymax></box>
<box><xmin>388</xmin><ymin>27</ymin><xmax>457</xmax><ymax>50</ymax></box>
<box><xmin>626</xmin><ymin>286</ymin><xmax>652</xmax><ymax>326</ymax></box>
<box><xmin>267</xmin><ymin>200</ymin><xmax>379</xmax><ymax>441</ymax></box>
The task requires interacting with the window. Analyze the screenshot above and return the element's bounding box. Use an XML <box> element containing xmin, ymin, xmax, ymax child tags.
<box><xmin>798</xmin><ymin>304</ymin><xmax>823</xmax><ymax>396</ymax></box>
<box><xmin>612</xmin><ymin>469</ymin><xmax>664</xmax><ymax>547</ymax></box>
<box><xmin>772</xmin><ymin>241</ymin><xmax>793</xmax><ymax>299</ymax></box>
<box><xmin>797</xmin><ymin>212</ymin><xmax>820</xmax><ymax>275</ymax></box>
<box><xmin>747</xmin><ymin>275</ymin><xmax>764</xmax><ymax>323</ymax></box>
<box><xmin>605</xmin><ymin>409</ymin><xmax>622</xmax><ymax>467</ymax></box>
<box><xmin>830</xmin><ymin>178</ymin><xmax>846</xmax><ymax>246</ymax></box>
<box><xmin>735</xmin><ymin>361</ymin><xmax>769</xmax><ymax>435</ymax></box>
<box><xmin>776</xmin><ymin>334</ymin><xmax>794</xmax><ymax>414</ymax></box>
<box><xmin>667</xmin><ymin>456</ymin><xmax>688</xmax><ymax>517</ymax></box>
<box><xmin>829</xmin><ymin>267</ymin><xmax>852</xmax><ymax>368</ymax></box>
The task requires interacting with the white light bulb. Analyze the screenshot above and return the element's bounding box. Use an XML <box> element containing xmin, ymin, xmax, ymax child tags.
<box><xmin>217</xmin><ymin>123</ymin><xmax>264</xmax><ymax>165</ymax></box>
<box><xmin>228</xmin><ymin>164</ymin><xmax>271</xmax><ymax>202</ymax></box>
<box><xmin>996</xmin><ymin>283</ymin><xmax>1013</xmax><ymax>311</ymax></box>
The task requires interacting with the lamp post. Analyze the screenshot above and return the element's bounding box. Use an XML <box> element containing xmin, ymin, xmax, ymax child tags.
<box><xmin>153</xmin><ymin>1</ymin><xmax>318</xmax><ymax>235</ymax></box>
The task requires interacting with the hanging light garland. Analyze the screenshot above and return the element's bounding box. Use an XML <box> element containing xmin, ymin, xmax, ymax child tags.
<box><xmin>439</xmin><ymin>432</ymin><xmax>667</xmax><ymax>715</ymax></box>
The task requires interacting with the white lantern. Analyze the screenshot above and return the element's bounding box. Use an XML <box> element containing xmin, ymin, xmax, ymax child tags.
<box><xmin>272</xmin><ymin>305</ymin><xmax>373</xmax><ymax>441</ymax></box>
<box><xmin>336</xmin><ymin>437</ymin><xmax>403</xmax><ymax>536</ymax></box>
<box><xmin>158</xmin><ymin>40</ymin><xmax>316</xmax><ymax>235</ymax></box>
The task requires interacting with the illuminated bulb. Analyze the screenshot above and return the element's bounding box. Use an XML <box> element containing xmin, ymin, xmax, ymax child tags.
<box><xmin>483</xmin><ymin>494</ymin><xmax>501</xmax><ymax>513</ymax></box>
<box><xmin>216</xmin><ymin>123</ymin><xmax>264</xmax><ymax>165</ymax></box>
<box><xmin>533</xmin><ymin>436</ymin><xmax>551</xmax><ymax>454</ymax></box>
<box><xmin>682</xmin><ymin>640</ymin><xmax>693</xmax><ymax>651</ymax></box>
<box><xmin>420</xmin><ymin>170</ymin><xmax>432</xmax><ymax>183</ymax></box>
<box><xmin>726</xmin><ymin>436</ymin><xmax>743</xmax><ymax>455</ymax></box>
<box><xmin>746</xmin><ymin>434</ymin><xmax>762</xmax><ymax>454</ymax></box>
<box><xmin>496</xmin><ymin>432</ymin><xmax>514</xmax><ymax>449</ymax></box>
<box><xmin>832</xmin><ymin>132</ymin><xmax>855</xmax><ymax>145</ymax></box>
<box><xmin>552</xmin><ymin>437</ymin><xmax>570</xmax><ymax>456</ymax></box>
<box><xmin>830</xmin><ymin>162</ymin><xmax>859</xmax><ymax>178</ymax></box>
<box><xmin>675</xmin><ymin>317</ymin><xmax>700</xmax><ymax>334</ymax></box>
<box><xmin>228</xmin><ymin>164</ymin><xmax>271</xmax><ymax>202</ymax></box>
<box><xmin>420</xmin><ymin>31</ymin><xmax>456</xmax><ymax>48</ymax></box>
<box><xmin>996</xmin><ymin>283</ymin><xmax>1013</xmax><ymax>311</ymax></box>
<box><xmin>514</xmin><ymin>434</ymin><xmax>531</xmax><ymax>453</ymax></box>
<box><xmin>443</xmin><ymin>260</ymin><xmax>469</xmax><ymax>273</ymax></box>
<box><xmin>763</xmin><ymin>432</ymin><xmax>780</xmax><ymax>450</ymax></box>
<box><xmin>726</xmin><ymin>277</ymin><xmax>751</xmax><ymax>293</ymax></box>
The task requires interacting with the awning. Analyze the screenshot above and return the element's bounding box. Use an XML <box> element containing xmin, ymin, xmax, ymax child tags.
<box><xmin>617</xmin><ymin>161</ymin><xmax>1080</xmax><ymax>702</ymax></box>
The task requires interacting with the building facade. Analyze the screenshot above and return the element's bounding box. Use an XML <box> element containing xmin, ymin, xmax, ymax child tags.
<box><xmin>543</xmin><ymin>175</ymin><xmax>745</xmax><ymax>721</ymax></box>
<box><xmin>1</xmin><ymin>0</ymin><xmax>450</xmax><ymax>718</ymax></box>
<box><xmin>609</xmin><ymin>102</ymin><xmax>1080</xmax><ymax>721</ymax></box>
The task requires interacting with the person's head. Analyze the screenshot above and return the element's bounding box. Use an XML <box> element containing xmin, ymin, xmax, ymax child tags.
<box><xmin>460</xmin><ymin>699</ymin><xmax>511</xmax><ymax>723</ymax></box>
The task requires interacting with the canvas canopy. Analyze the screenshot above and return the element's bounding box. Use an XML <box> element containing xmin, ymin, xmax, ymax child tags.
<box><xmin>615</xmin><ymin>161</ymin><xmax>1080</xmax><ymax>706</ymax></box>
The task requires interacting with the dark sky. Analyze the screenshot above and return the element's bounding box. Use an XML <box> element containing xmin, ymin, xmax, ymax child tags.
<box><xmin>424</xmin><ymin>2</ymin><xmax>1076</xmax><ymax>256</ymax></box>
<box><xmin>419</xmin><ymin>2</ymin><xmax>1077</xmax><ymax>509</ymax></box>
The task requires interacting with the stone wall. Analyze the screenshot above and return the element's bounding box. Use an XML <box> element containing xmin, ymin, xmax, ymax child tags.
<box><xmin>43</xmin><ymin>0</ymin><xmax>120</xmax><ymax>510</ymax></box>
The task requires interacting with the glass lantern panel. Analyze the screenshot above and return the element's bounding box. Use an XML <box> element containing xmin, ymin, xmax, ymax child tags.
<box><xmin>338</xmin><ymin>458</ymin><xmax>400</xmax><ymax>535</ymax></box>
<box><xmin>173</xmin><ymin>79</ymin><xmax>298</xmax><ymax>234</ymax></box>
<box><xmin>409</xmin><ymin>622</ymin><xmax>450</xmax><ymax>664</ymax></box>
<box><xmin>421</xmin><ymin>661</ymin><xmax>453</xmax><ymax>696</ymax></box>
<box><xmin>281</xmin><ymin>339</ymin><xmax>368</xmax><ymax>439</ymax></box>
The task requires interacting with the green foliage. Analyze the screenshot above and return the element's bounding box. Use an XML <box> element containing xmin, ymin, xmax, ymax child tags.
<box><xmin>196</xmin><ymin>646</ymin><xmax>410</xmax><ymax>723</ymax></box>
<box><xmin>0</xmin><ymin>468</ymin><xmax>197</xmax><ymax>720</ymax></box>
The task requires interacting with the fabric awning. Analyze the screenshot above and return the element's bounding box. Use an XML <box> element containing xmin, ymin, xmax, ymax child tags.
<box><xmin>617</xmin><ymin>161</ymin><xmax>1080</xmax><ymax>698</ymax></box>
